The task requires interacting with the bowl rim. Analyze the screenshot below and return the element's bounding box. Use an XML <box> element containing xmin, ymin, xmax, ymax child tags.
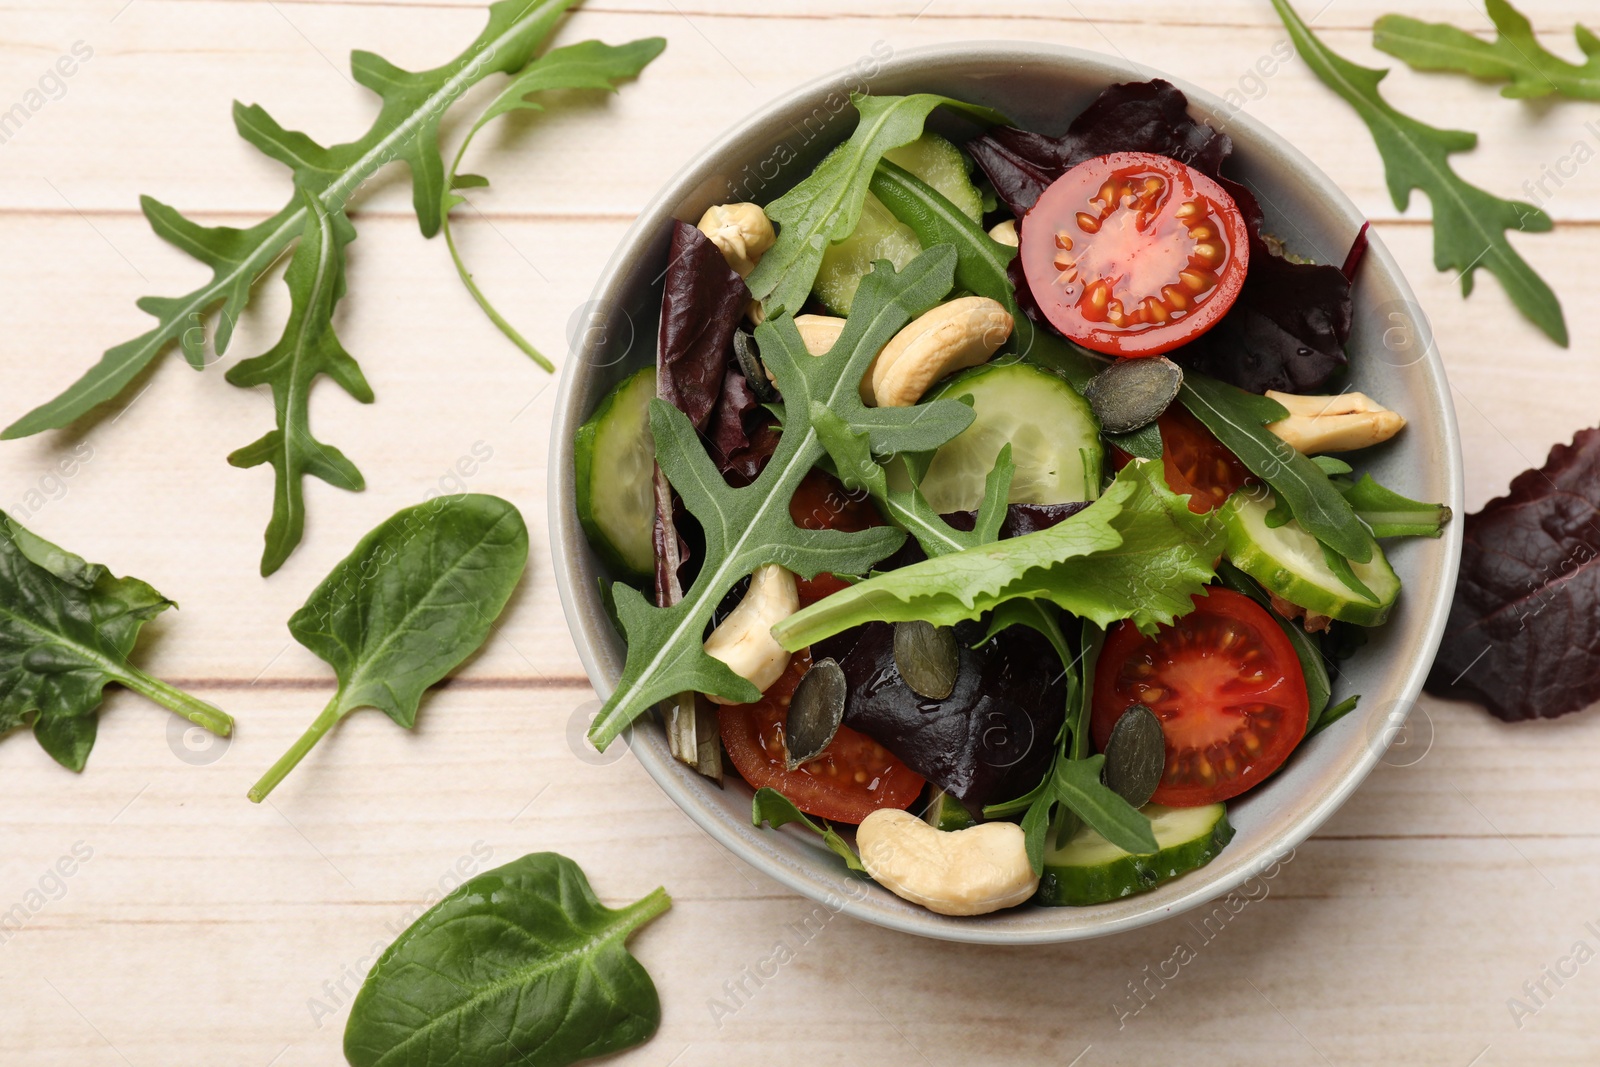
<box><xmin>548</xmin><ymin>40</ymin><xmax>1465</xmax><ymax>944</ymax></box>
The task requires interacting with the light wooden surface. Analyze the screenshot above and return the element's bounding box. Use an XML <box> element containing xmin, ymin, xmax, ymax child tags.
<box><xmin>3</xmin><ymin>1</ymin><xmax>1600</xmax><ymax>1063</ymax></box>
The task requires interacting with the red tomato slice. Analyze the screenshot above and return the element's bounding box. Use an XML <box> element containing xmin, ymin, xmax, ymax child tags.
<box><xmin>1019</xmin><ymin>152</ymin><xmax>1250</xmax><ymax>357</ymax></box>
<box><xmin>1092</xmin><ymin>588</ymin><xmax>1309</xmax><ymax>806</ymax></box>
<box><xmin>720</xmin><ymin>651</ymin><xmax>926</xmax><ymax>824</ymax></box>
<box><xmin>1158</xmin><ymin>404</ymin><xmax>1254</xmax><ymax>514</ymax></box>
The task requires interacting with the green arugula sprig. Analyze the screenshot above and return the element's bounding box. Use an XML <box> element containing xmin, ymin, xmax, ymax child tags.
<box><xmin>0</xmin><ymin>510</ymin><xmax>232</xmax><ymax>770</ymax></box>
<box><xmin>1272</xmin><ymin>0</ymin><xmax>1567</xmax><ymax>346</ymax></box>
<box><xmin>443</xmin><ymin>36</ymin><xmax>667</xmax><ymax>367</ymax></box>
<box><xmin>746</xmin><ymin>93</ymin><xmax>1008</xmax><ymax>317</ymax></box>
<box><xmin>1375</xmin><ymin>0</ymin><xmax>1600</xmax><ymax>101</ymax></box>
<box><xmin>586</xmin><ymin>248</ymin><xmax>977</xmax><ymax>751</ymax></box>
<box><xmin>5</xmin><ymin>0</ymin><xmax>656</xmax><ymax>576</ymax></box>
<box><xmin>751</xmin><ymin>787</ymin><xmax>864</xmax><ymax>871</ymax></box>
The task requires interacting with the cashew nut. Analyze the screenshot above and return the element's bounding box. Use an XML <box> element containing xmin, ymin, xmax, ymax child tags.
<box><xmin>794</xmin><ymin>314</ymin><xmax>846</xmax><ymax>356</ymax></box>
<box><xmin>867</xmin><ymin>297</ymin><xmax>1013</xmax><ymax>408</ymax></box>
<box><xmin>857</xmin><ymin>808</ymin><xmax>1039</xmax><ymax>916</ymax></box>
<box><xmin>987</xmin><ymin>218</ymin><xmax>1019</xmax><ymax>247</ymax></box>
<box><xmin>1264</xmin><ymin>390</ymin><xmax>1406</xmax><ymax>454</ymax></box>
<box><xmin>697</xmin><ymin>203</ymin><xmax>776</xmax><ymax>278</ymax></box>
<box><xmin>702</xmin><ymin>564</ymin><xmax>798</xmax><ymax>704</ymax></box>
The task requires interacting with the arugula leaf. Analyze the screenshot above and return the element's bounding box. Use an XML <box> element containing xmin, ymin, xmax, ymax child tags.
<box><xmin>4</xmin><ymin>0</ymin><xmax>592</xmax><ymax>572</ymax></box>
<box><xmin>344</xmin><ymin>852</ymin><xmax>669</xmax><ymax>1067</ymax></box>
<box><xmin>443</xmin><ymin>37</ymin><xmax>667</xmax><ymax>367</ymax></box>
<box><xmin>773</xmin><ymin>459</ymin><xmax>1224</xmax><ymax>650</ymax></box>
<box><xmin>1271</xmin><ymin>0</ymin><xmax>1566</xmax><ymax>346</ymax></box>
<box><xmin>1375</xmin><ymin>0</ymin><xmax>1600</xmax><ymax>101</ymax></box>
<box><xmin>746</xmin><ymin>93</ymin><xmax>1008</xmax><ymax>316</ymax></box>
<box><xmin>0</xmin><ymin>510</ymin><xmax>232</xmax><ymax>770</ymax></box>
<box><xmin>751</xmin><ymin>787</ymin><xmax>864</xmax><ymax>871</ymax></box>
<box><xmin>1338</xmin><ymin>473</ymin><xmax>1453</xmax><ymax>538</ymax></box>
<box><xmin>587</xmin><ymin>249</ymin><xmax>975</xmax><ymax>750</ymax></box>
<box><xmin>225</xmin><ymin>189</ymin><xmax>370</xmax><ymax>576</ymax></box>
<box><xmin>1178</xmin><ymin>372</ymin><xmax>1371</xmax><ymax>563</ymax></box>
<box><xmin>1309</xmin><ymin>694</ymin><xmax>1361</xmax><ymax>735</ymax></box>
<box><xmin>248</xmin><ymin>494</ymin><xmax>527</xmax><ymax>801</ymax></box>
<box><xmin>1048</xmin><ymin>755</ymin><xmax>1158</xmax><ymax>854</ymax></box>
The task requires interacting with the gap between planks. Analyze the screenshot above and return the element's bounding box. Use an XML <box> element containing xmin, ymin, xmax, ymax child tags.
<box><xmin>4</xmin><ymin>205</ymin><xmax>1598</xmax><ymax>229</ymax></box>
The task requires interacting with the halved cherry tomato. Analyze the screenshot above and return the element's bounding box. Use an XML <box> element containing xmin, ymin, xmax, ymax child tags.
<box><xmin>1091</xmin><ymin>588</ymin><xmax>1308</xmax><ymax>807</ymax></box>
<box><xmin>1020</xmin><ymin>152</ymin><xmax>1250</xmax><ymax>357</ymax></box>
<box><xmin>789</xmin><ymin>468</ymin><xmax>882</xmax><ymax>603</ymax></box>
<box><xmin>1158</xmin><ymin>403</ymin><xmax>1254</xmax><ymax>514</ymax></box>
<box><xmin>719</xmin><ymin>651</ymin><xmax>926</xmax><ymax>824</ymax></box>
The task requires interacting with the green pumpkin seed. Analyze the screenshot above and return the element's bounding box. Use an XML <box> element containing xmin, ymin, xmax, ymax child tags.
<box><xmin>893</xmin><ymin>620</ymin><xmax>958</xmax><ymax>701</ymax></box>
<box><xmin>1103</xmin><ymin>703</ymin><xmax>1165</xmax><ymax>808</ymax></box>
<box><xmin>784</xmin><ymin>657</ymin><xmax>846</xmax><ymax>770</ymax></box>
<box><xmin>1082</xmin><ymin>356</ymin><xmax>1183</xmax><ymax>433</ymax></box>
<box><xmin>733</xmin><ymin>329</ymin><xmax>778</xmax><ymax>402</ymax></box>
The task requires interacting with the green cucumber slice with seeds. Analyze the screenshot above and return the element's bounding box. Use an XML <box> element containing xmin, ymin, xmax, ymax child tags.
<box><xmin>813</xmin><ymin>134</ymin><xmax>985</xmax><ymax>315</ymax></box>
<box><xmin>1037</xmin><ymin>803</ymin><xmax>1233</xmax><ymax>907</ymax></box>
<box><xmin>1224</xmin><ymin>491</ymin><xmax>1399</xmax><ymax>627</ymax></box>
<box><xmin>574</xmin><ymin>368</ymin><xmax>656</xmax><ymax>580</ymax></box>
<box><xmin>916</xmin><ymin>362</ymin><xmax>1103</xmax><ymax>513</ymax></box>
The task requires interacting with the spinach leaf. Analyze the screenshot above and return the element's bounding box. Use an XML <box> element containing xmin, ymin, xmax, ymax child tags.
<box><xmin>586</xmin><ymin>248</ymin><xmax>976</xmax><ymax>751</ymax></box>
<box><xmin>1375</xmin><ymin>0</ymin><xmax>1600</xmax><ymax>101</ymax></box>
<box><xmin>0</xmin><ymin>511</ymin><xmax>233</xmax><ymax>770</ymax></box>
<box><xmin>344</xmin><ymin>852</ymin><xmax>669</xmax><ymax>1067</ymax></box>
<box><xmin>248</xmin><ymin>494</ymin><xmax>527</xmax><ymax>802</ymax></box>
<box><xmin>1271</xmin><ymin>0</ymin><xmax>1566</xmax><ymax>346</ymax></box>
<box><xmin>745</xmin><ymin>93</ymin><xmax>1007</xmax><ymax>316</ymax></box>
<box><xmin>1177</xmin><ymin>372</ymin><xmax>1371</xmax><ymax>563</ymax></box>
<box><xmin>443</xmin><ymin>37</ymin><xmax>667</xmax><ymax>366</ymax></box>
<box><xmin>751</xmin><ymin>787</ymin><xmax>864</xmax><ymax>871</ymax></box>
<box><xmin>773</xmin><ymin>459</ymin><xmax>1224</xmax><ymax>650</ymax></box>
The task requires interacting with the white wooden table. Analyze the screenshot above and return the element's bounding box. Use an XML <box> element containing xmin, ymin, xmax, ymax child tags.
<box><xmin>3</xmin><ymin>1</ymin><xmax>1599</xmax><ymax>1063</ymax></box>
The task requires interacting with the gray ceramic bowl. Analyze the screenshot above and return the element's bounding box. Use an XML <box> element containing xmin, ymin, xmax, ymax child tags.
<box><xmin>549</xmin><ymin>42</ymin><xmax>1464</xmax><ymax>944</ymax></box>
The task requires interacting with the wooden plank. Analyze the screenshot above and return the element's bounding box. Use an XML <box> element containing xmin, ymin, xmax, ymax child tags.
<box><xmin>1</xmin><ymin>2</ymin><xmax>1597</xmax><ymax>222</ymax></box>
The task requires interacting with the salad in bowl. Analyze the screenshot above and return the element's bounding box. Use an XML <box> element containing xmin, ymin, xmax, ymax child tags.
<box><xmin>554</xmin><ymin>47</ymin><xmax>1459</xmax><ymax>936</ymax></box>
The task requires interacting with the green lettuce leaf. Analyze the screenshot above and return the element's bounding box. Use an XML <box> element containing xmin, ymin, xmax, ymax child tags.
<box><xmin>772</xmin><ymin>458</ymin><xmax>1224</xmax><ymax>650</ymax></box>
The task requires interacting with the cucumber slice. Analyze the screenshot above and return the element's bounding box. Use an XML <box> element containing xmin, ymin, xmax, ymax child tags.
<box><xmin>883</xmin><ymin>136</ymin><xmax>984</xmax><ymax>223</ymax></box>
<box><xmin>922</xmin><ymin>789</ymin><xmax>976</xmax><ymax>831</ymax></box>
<box><xmin>574</xmin><ymin>368</ymin><xmax>656</xmax><ymax>579</ymax></box>
<box><xmin>812</xmin><ymin>195</ymin><xmax>922</xmax><ymax>315</ymax></box>
<box><xmin>1037</xmin><ymin>803</ymin><xmax>1233</xmax><ymax>907</ymax></box>
<box><xmin>1224</xmin><ymin>491</ymin><xmax>1399</xmax><ymax>626</ymax></box>
<box><xmin>813</xmin><ymin>134</ymin><xmax>984</xmax><ymax>314</ymax></box>
<box><xmin>917</xmin><ymin>362</ymin><xmax>1103</xmax><ymax>513</ymax></box>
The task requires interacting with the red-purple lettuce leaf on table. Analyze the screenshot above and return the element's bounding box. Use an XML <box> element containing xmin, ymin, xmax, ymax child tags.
<box><xmin>1426</xmin><ymin>427</ymin><xmax>1600</xmax><ymax>722</ymax></box>
<box><xmin>973</xmin><ymin>79</ymin><xmax>1355</xmax><ymax>394</ymax></box>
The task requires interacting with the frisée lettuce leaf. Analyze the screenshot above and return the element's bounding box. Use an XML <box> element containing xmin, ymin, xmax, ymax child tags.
<box><xmin>771</xmin><ymin>459</ymin><xmax>1225</xmax><ymax>650</ymax></box>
